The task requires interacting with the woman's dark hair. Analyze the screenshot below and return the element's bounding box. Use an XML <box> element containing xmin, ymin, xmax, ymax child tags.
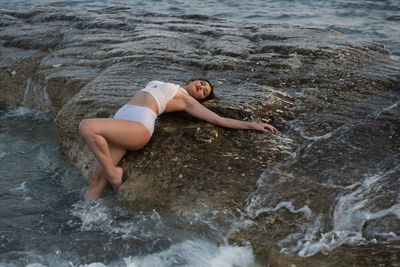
<box><xmin>185</xmin><ymin>78</ymin><xmax>217</xmax><ymax>103</ymax></box>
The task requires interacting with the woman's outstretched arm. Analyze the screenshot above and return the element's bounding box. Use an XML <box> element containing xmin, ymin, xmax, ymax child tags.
<box><xmin>183</xmin><ymin>96</ymin><xmax>277</xmax><ymax>133</ymax></box>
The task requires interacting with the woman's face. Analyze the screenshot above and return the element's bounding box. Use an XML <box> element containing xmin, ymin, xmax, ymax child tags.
<box><xmin>187</xmin><ymin>80</ymin><xmax>212</xmax><ymax>100</ymax></box>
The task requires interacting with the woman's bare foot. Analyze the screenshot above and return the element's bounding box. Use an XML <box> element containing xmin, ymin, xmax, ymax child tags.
<box><xmin>108</xmin><ymin>167</ymin><xmax>123</xmax><ymax>192</ymax></box>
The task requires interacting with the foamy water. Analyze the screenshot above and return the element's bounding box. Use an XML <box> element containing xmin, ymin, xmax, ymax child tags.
<box><xmin>1</xmin><ymin>0</ymin><xmax>399</xmax><ymax>263</ymax></box>
<box><xmin>70</xmin><ymin>199</ymin><xmax>257</xmax><ymax>267</ymax></box>
<box><xmin>124</xmin><ymin>241</ymin><xmax>255</xmax><ymax>267</ymax></box>
<box><xmin>0</xmin><ymin>109</ymin><xmax>256</xmax><ymax>266</ymax></box>
<box><xmin>246</xmin><ymin>101</ymin><xmax>400</xmax><ymax>257</ymax></box>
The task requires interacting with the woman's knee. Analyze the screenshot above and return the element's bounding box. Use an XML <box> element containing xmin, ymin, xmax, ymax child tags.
<box><xmin>79</xmin><ymin>119</ymin><xmax>95</xmax><ymax>138</ymax></box>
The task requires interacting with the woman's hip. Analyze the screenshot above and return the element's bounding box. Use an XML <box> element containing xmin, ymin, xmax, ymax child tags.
<box><xmin>114</xmin><ymin>104</ymin><xmax>157</xmax><ymax>135</ymax></box>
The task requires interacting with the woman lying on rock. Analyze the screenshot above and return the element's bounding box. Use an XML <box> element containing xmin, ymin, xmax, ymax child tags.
<box><xmin>79</xmin><ymin>79</ymin><xmax>277</xmax><ymax>200</ymax></box>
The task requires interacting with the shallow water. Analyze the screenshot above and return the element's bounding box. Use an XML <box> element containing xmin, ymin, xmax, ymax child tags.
<box><xmin>0</xmin><ymin>108</ymin><xmax>256</xmax><ymax>266</ymax></box>
<box><xmin>1</xmin><ymin>0</ymin><xmax>400</xmax><ymax>265</ymax></box>
<box><xmin>1</xmin><ymin>0</ymin><xmax>399</xmax><ymax>56</ymax></box>
<box><xmin>246</xmin><ymin>98</ymin><xmax>400</xmax><ymax>257</ymax></box>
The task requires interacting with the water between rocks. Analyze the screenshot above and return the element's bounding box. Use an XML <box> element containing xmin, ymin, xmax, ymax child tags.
<box><xmin>0</xmin><ymin>108</ymin><xmax>256</xmax><ymax>267</ymax></box>
<box><xmin>1</xmin><ymin>100</ymin><xmax>399</xmax><ymax>265</ymax></box>
<box><xmin>1</xmin><ymin>0</ymin><xmax>400</xmax><ymax>265</ymax></box>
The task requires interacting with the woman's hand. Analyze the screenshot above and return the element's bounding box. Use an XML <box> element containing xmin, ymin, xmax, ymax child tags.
<box><xmin>251</xmin><ymin>122</ymin><xmax>278</xmax><ymax>133</ymax></box>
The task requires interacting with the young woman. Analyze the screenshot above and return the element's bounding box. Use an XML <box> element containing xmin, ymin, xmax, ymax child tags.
<box><xmin>78</xmin><ymin>79</ymin><xmax>277</xmax><ymax>200</ymax></box>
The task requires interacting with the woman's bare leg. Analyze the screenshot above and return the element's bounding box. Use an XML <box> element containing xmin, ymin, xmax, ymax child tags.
<box><xmin>78</xmin><ymin>118</ymin><xmax>151</xmax><ymax>192</ymax></box>
<box><xmin>84</xmin><ymin>143</ymin><xmax>126</xmax><ymax>201</ymax></box>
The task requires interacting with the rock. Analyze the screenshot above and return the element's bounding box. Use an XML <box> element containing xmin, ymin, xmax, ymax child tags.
<box><xmin>1</xmin><ymin>7</ymin><xmax>399</xmax><ymax>266</ymax></box>
<box><xmin>0</xmin><ymin>46</ymin><xmax>46</xmax><ymax>108</ymax></box>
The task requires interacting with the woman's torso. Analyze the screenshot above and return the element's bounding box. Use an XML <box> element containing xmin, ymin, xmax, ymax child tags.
<box><xmin>128</xmin><ymin>91</ymin><xmax>159</xmax><ymax>113</ymax></box>
<box><xmin>127</xmin><ymin>81</ymin><xmax>188</xmax><ymax>115</ymax></box>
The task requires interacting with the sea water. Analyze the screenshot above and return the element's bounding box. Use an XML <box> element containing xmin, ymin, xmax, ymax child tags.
<box><xmin>246</xmin><ymin>100</ymin><xmax>400</xmax><ymax>257</ymax></box>
<box><xmin>0</xmin><ymin>0</ymin><xmax>399</xmax><ymax>56</ymax></box>
<box><xmin>1</xmin><ymin>0</ymin><xmax>399</xmax><ymax>265</ymax></box>
<box><xmin>0</xmin><ymin>108</ymin><xmax>256</xmax><ymax>266</ymax></box>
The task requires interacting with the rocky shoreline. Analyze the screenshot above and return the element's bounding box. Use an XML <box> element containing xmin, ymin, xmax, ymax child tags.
<box><xmin>1</xmin><ymin>7</ymin><xmax>399</xmax><ymax>266</ymax></box>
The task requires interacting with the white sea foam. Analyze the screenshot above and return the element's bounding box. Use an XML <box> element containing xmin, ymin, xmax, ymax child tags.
<box><xmin>245</xmin><ymin>99</ymin><xmax>400</xmax><ymax>258</ymax></box>
<box><xmin>10</xmin><ymin>182</ymin><xmax>28</xmax><ymax>192</ymax></box>
<box><xmin>124</xmin><ymin>240</ymin><xmax>255</xmax><ymax>267</ymax></box>
<box><xmin>333</xmin><ymin>169</ymin><xmax>400</xmax><ymax>232</ymax></box>
<box><xmin>247</xmin><ymin>167</ymin><xmax>400</xmax><ymax>258</ymax></box>
<box><xmin>253</xmin><ymin>201</ymin><xmax>312</xmax><ymax>219</ymax></box>
<box><xmin>278</xmin><ymin>166</ymin><xmax>400</xmax><ymax>257</ymax></box>
<box><xmin>71</xmin><ymin>200</ymin><xmax>114</xmax><ymax>231</ymax></box>
<box><xmin>366</xmin><ymin>101</ymin><xmax>399</xmax><ymax>121</ymax></box>
<box><xmin>80</xmin><ymin>263</ymin><xmax>107</xmax><ymax>267</ymax></box>
<box><xmin>1</xmin><ymin>106</ymin><xmax>50</xmax><ymax>121</ymax></box>
<box><xmin>22</xmin><ymin>78</ymin><xmax>53</xmax><ymax>114</ymax></box>
<box><xmin>291</xmin><ymin>122</ymin><xmax>347</xmax><ymax>142</ymax></box>
<box><xmin>71</xmin><ymin>199</ymin><xmax>166</xmax><ymax>240</ymax></box>
<box><xmin>68</xmin><ymin>199</ymin><xmax>257</xmax><ymax>267</ymax></box>
<box><xmin>8</xmin><ymin>242</ymin><xmax>255</xmax><ymax>267</ymax></box>
<box><xmin>209</xmin><ymin>245</ymin><xmax>256</xmax><ymax>267</ymax></box>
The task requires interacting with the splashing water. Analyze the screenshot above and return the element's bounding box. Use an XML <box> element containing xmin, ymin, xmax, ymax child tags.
<box><xmin>0</xmin><ymin>108</ymin><xmax>256</xmax><ymax>266</ymax></box>
<box><xmin>246</xmin><ymin>100</ymin><xmax>400</xmax><ymax>257</ymax></box>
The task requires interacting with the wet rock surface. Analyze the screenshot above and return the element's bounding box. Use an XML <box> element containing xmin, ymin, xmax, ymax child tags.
<box><xmin>1</xmin><ymin>6</ymin><xmax>399</xmax><ymax>266</ymax></box>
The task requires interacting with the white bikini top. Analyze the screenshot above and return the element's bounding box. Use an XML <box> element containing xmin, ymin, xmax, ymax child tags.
<box><xmin>141</xmin><ymin>81</ymin><xmax>188</xmax><ymax>115</ymax></box>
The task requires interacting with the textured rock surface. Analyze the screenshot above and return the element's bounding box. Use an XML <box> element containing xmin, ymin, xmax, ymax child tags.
<box><xmin>1</xmin><ymin>7</ymin><xmax>399</xmax><ymax>266</ymax></box>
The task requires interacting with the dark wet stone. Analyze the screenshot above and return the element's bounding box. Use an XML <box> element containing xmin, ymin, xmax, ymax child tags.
<box><xmin>1</xmin><ymin>6</ymin><xmax>399</xmax><ymax>266</ymax></box>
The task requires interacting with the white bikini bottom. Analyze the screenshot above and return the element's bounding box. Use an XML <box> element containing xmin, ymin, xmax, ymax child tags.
<box><xmin>114</xmin><ymin>104</ymin><xmax>157</xmax><ymax>135</ymax></box>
